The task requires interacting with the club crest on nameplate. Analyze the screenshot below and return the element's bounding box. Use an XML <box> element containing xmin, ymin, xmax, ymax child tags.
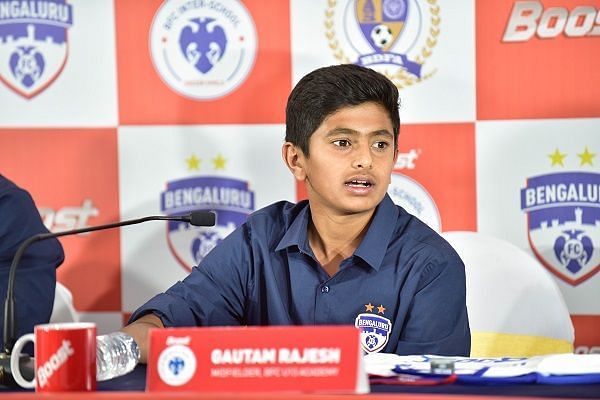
<box><xmin>157</xmin><ymin>343</ymin><xmax>196</xmax><ymax>387</ymax></box>
<box><xmin>0</xmin><ymin>0</ymin><xmax>73</xmax><ymax>98</ymax></box>
<box><xmin>521</xmin><ymin>172</ymin><xmax>600</xmax><ymax>285</ymax></box>
<box><xmin>355</xmin><ymin>313</ymin><xmax>392</xmax><ymax>353</ymax></box>
<box><xmin>161</xmin><ymin>176</ymin><xmax>255</xmax><ymax>271</ymax></box>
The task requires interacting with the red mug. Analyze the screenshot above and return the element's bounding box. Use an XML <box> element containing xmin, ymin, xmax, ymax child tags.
<box><xmin>10</xmin><ymin>322</ymin><xmax>97</xmax><ymax>392</ymax></box>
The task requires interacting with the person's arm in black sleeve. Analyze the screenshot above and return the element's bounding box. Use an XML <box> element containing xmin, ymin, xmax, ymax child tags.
<box><xmin>0</xmin><ymin>177</ymin><xmax>64</xmax><ymax>351</ymax></box>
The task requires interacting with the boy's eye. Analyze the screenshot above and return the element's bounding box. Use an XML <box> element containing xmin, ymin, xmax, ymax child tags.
<box><xmin>373</xmin><ymin>141</ymin><xmax>389</xmax><ymax>149</ymax></box>
<box><xmin>333</xmin><ymin>139</ymin><xmax>351</xmax><ymax>147</ymax></box>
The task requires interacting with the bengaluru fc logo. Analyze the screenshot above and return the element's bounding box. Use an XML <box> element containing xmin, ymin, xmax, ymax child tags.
<box><xmin>521</xmin><ymin>172</ymin><xmax>600</xmax><ymax>285</ymax></box>
<box><xmin>149</xmin><ymin>0</ymin><xmax>257</xmax><ymax>100</ymax></box>
<box><xmin>0</xmin><ymin>0</ymin><xmax>73</xmax><ymax>98</ymax></box>
<box><xmin>161</xmin><ymin>176</ymin><xmax>255</xmax><ymax>271</ymax></box>
<box><xmin>326</xmin><ymin>0</ymin><xmax>439</xmax><ymax>88</ymax></box>
<box><xmin>355</xmin><ymin>313</ymin><xmax>392</xmax><ymax>353</ymax></box>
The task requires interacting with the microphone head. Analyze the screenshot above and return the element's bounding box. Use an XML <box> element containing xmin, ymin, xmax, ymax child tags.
<box><xmin>189</xmin><ymin>211</ymin><xmax>216</xmax><ymax>227</ymax></box>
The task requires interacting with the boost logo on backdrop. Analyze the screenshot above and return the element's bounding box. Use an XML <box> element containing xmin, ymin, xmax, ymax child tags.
<box><xmin>0</xmin><ymin>0</ymin><xmax>73</xmax><ymax>98</ymax></box>
<box><xmin>325</xmin><ymin>0</ymin><xmax>439</xmax><ymax>88</ymax></box>
<box><xmin>503</xmin><ymin>1</ymin><xmax>600</xmax><ymax>42</ymax></box>
<box><xmin>39</xmin><ymin>199</ymin><xmax>99</xmax><ymax>232</ymax></box>
<box><xmin>520</xmin><ymin>149</ymin><xmax>600</xmax><ymax>285</ymax></box>
<box><xmin>161</xmin><ymin>173</ymin><xmax>255</xmax><ymax>271</ymax></box>
<box><xmin>149</xmin><ymin>0</ymin><xmax>257</xmax><ymax>100</ymax></box>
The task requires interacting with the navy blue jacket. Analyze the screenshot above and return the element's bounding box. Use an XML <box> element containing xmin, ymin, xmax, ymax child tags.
<box><xmin>0</xmin><ymin>175</ymin><xmax>64</xmax><ymax>350</ymax></box>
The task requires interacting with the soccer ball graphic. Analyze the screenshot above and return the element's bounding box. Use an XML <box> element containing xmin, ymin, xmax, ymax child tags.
<box><xmin>370</xmin><ymin>24</ymin><xmax>393</xmax><ymax>49</ymax></box>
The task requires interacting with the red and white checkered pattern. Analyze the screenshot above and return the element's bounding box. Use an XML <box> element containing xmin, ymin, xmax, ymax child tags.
<box><xmin>0</xmin><ymin>0</ymin><xmax>598</xmax><ymax>352</ymax></box>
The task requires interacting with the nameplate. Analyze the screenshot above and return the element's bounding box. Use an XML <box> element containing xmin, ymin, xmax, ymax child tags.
<box><xmin>146</xmin><ymin>325</ymin><xmax>368</xmax><ymax>393</ymax></box>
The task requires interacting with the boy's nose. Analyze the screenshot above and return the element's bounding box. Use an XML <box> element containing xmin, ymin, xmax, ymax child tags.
<box><xmin>352</xmin><ymin>146</ymin><xmax>373</xmax><ymax>169</ymax></box>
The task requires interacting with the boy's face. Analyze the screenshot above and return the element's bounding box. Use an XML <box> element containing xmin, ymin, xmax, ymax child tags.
<box><xmin>288</xmin><ymin>102</ymin><xmax>397</xmax><ymax>218</ymax></box>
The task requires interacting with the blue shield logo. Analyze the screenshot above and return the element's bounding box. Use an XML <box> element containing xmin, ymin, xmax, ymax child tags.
<box><xmin>356</xmin><ymin>0</ymin><xmax>407</xmax><ymax>52</ymax></box>
<box><xmin>0</xmin><ymin>0</ymin><xmax>73</xmax><ymax>98</ymax></box>
<box><xmin>161</xmin><ymin>176</ymin><xmax>255</xmax><ymax>271</ymax></box>
<box><xmin>355</xmin><ymin>313</ymin><xmax>392</xmax><ymax>353</ymax></box>
<box><xmin>179</xmin><ymin>17</ymin><xmax>227</xmax><ymax>74</ymax></box>
<box><xmin>521</xmin><ymin>172</ymin><xmax>600</xmax><ymax>285</ymax></box>
<box><xmin>353</xmin><ymin>0</ymin><xmax>421</xmax><ymax>77</ymax></box>
<box><xmin>168</xmin><ymin>356</ymin><xmax>185</xmax><ymax>375</ymax></box>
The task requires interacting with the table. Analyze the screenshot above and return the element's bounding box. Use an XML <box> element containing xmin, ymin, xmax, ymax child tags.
<box><xmin>2</xmin><ymin>364</ymin><xmax>600</xmax><ymax>398</ymax></box>
<box><xmin>101</xmin><ymin>365</ymin><xmax>600</xmax><ymax>400</ymax></box>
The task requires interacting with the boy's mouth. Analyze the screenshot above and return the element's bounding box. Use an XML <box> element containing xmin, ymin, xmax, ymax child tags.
<box><xmin>345</xmin><ymin>179</ymin><xmax>373</xmax><ymax>188</ymax></box>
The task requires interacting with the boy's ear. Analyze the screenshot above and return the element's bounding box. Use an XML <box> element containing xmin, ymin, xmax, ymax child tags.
<box><xmin>282</xmin><ymin>142</ymin><xmax>307</xmax><ymax>181</ymax></box>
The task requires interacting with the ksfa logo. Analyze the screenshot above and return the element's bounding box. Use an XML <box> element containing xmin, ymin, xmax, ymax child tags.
<box><xmin>325</xmin><ymin>0</ymin><xmax>440</xmax><ymax>88</ymax></box>
<box><xmin>160</xmin><ymin>153</ymin><xmax>255</xmax><ymax>271</ymax></box>
<box><xmin>520</xmin><ymin>147</ymin><xmax>599</xmax><ymax>285</ymax></box>
<box><xmin>0</xmin><ymin>0</ymin><xmax>73</xmax><ymax>98</ymax></box>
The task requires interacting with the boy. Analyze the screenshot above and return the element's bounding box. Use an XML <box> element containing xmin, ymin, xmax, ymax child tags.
<box><xmin>124</xmin><ymin>64</ymin><xmax>470</xmax><ymax>361</ymax></box>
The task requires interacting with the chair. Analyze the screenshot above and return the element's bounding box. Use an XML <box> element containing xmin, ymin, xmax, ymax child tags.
<box><xmin>441</xmin><ymin>231</ymin><xmax>574</xmax><ymax>357</ymax></box>
<box><xmin>49</xmin><ymin>281</ymin><xmax>79</xmax><ymax>323</ymax></box>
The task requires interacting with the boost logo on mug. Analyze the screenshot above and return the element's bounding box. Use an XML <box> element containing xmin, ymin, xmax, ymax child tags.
<box><xmin>10</xmin><ymin>322</ymin><xmax>96</xmax><ymax>392</ymax></box>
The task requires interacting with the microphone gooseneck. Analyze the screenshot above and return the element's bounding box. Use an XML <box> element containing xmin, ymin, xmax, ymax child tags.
<box><xmin>0</xmin><ymin>210</ymin><xmax>215</xmax><ymax>387</ymax></box>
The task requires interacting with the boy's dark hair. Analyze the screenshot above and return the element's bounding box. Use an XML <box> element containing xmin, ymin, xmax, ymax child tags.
<box><xmin>285</xmin><ymin>64</ymin><xmax>400</xmax><ymax>156</ymax></box>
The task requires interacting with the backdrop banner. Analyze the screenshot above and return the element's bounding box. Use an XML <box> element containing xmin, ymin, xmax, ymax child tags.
<box><xmin>0</xmin><ymin>0</ymin><xmax>598</xmax><ymax>354</ymax></box>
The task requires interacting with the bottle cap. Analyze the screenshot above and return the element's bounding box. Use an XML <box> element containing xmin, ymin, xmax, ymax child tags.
<box><xmin>430</xmin><ymin>358</ymin><xmax>455</xmax><ymax>375</ymax></box>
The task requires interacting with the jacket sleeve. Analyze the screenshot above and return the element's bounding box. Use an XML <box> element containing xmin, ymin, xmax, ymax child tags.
<box><xmin>129</xmin><ymin>223</ymin><xmax>251</xmax><ymax>327</ymax></box>
<box><xmin>0</xmin><ymin>183</ymin><xmax>64</xmax><ymax>351</ymax></box>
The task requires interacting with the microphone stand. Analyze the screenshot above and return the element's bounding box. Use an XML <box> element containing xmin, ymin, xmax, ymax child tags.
<box><xmin>0</xmin><ymin>212</ymin><xmax>215</xmax><ymax>387</ymax></box>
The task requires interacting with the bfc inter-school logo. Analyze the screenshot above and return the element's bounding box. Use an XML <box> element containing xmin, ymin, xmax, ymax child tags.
<box><xmin>157</xmin><ymin>338</ymin><xmax>196</xmax><ymax>387</ymax></box>
<box><xmin>325</xmin><ymin>0</ymin><xmax>440</xmax><ymax>88</ymax></box>
<box><xmin>388</xmin><ymin>149</ymin><xmax>441</xmax><ymax>231</ymax></box>
<box><xmin>0</xmin><ymin>0</ymin><xmax>73</xmax><ymax>98</ymax></box>
<box><xmin>521</xmin><ymin>171</ymin><xmax>600</xmax><ymax>286</ymax></box>
<box><xmin>149</xmin><ymin>0</ymin><xmax>257</xmax><ymax>100</ymax></box>
<box><xmin>161</xmin><ymin>175</ymin><xmax>255</xmax><ymax>271</ymax></box>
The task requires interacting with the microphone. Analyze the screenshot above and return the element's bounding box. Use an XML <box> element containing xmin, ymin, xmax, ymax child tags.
<box><xmin>0</xmin><ymin>210</ymin><xmax>215</xmax><ymax>387</ymax></box>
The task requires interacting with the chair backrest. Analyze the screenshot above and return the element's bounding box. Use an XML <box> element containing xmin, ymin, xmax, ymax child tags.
<box><xmin>49</xmin><ymin>281</ymin><xmax>79</xmax><ymax>323</ymax></box>
<box><xmin>441</xmin><ymin>231</ymin><xmax>574</xmax><ymax>357</ymax></box>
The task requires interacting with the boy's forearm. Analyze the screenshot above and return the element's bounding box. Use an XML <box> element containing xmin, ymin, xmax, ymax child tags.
<box><xmin>121</xmin><ymin>313</ymin><xmax>164</xmax><ymax>364</ymax></box>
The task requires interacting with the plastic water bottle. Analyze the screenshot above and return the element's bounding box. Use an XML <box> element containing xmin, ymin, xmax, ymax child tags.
<box><xmin>96</xmin><ymin>332</ymin><xmax>140</xmax><ymax>381</ymax></box>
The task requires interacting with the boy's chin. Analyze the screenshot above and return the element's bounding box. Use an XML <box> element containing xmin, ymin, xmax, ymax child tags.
<box><xmin>336</xmin><ymin>197</ymin><xmax>382</xmax><ymax>215</ymax></box>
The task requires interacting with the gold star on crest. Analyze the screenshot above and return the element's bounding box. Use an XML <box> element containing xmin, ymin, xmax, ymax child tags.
<box><xmin>365</xmin><ymin>303</ymin><xmax>374</xmax><ymax>312</ymax></box>
<box><xmin>186</xmin><ymin>154</ymin><xmax>201</xmax><ymax>171</ymax></box>
<box><xmin>548</xmin><ymin>148</ymin><xmax>566</xmax><ymax>167</ymax></box>
<box><xmin>577</xmin><ymin>147</ymin><xmax>596</xmax><ymax>166</ymax></box>
<box><xmin>377</xmin><ymin>305</ymin><xmax>386</xmax><ymax>314</ymax></box>
<box><xmin>213</xmin><ymin>154</ymin><xmax>227</xmax><ymax>170</ymax></box>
